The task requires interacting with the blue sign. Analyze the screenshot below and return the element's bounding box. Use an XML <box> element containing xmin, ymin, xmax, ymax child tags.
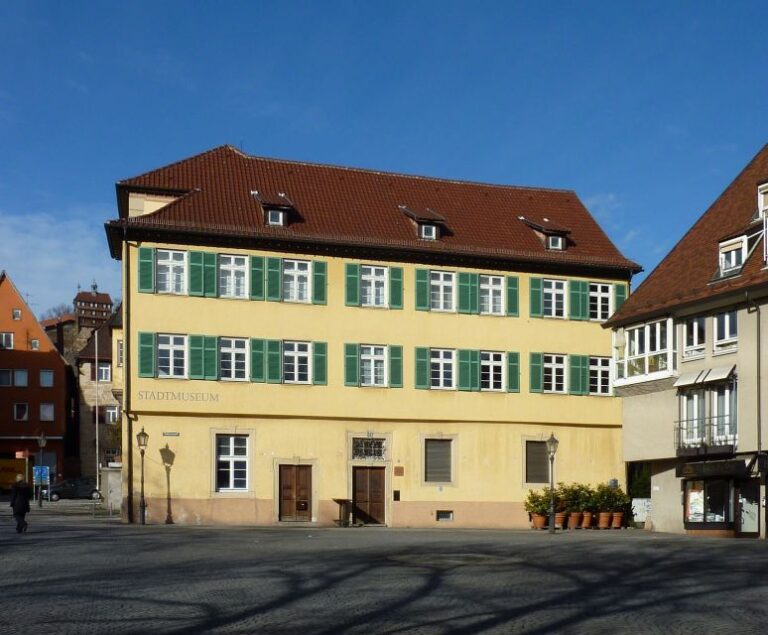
<box><xmin>33</xmin><ymin>465</ymin><xmax>50</xmax><ymax>485</ymax></box>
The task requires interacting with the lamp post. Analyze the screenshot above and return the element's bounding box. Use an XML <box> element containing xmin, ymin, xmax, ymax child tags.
<box><xmin>136</xmin><ymin>427</ymin><xmax>149</xmax><ymax>525</ymax></box>
<box><xmin>546</xmin><ymin>433</ymin><xmax>559</xmax><ymax>534</ymax></box>
<box><xmin>37</xmin><ymin>433</ymin><xmax>47</xmax><ymax>508</ymax></box>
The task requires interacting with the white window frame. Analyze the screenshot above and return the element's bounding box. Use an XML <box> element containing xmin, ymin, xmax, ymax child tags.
<box><xmin>157</xmin><ymin>334</ymin><xmax>187</xmax><ymax>379</ymax></box>
<box><xmin>429</xmin><ymin>271</ymin><xmax>455</xmax><ymax>312</ymax></box>
<box><xmin>219</xmin><ymin>337</ymin><xmax>248</xmax><ymax>381</ymax></box>
<box><xmin>714</xmin><ymin>310</ymin><xmax>737</xmax><ymax>353</ymax></box>
<box><xmin>616</xmin><ymin>318</ymin><xmax>674</xmax><ymax>384</ymax></box>
<box><xmin>105</xmin><ymin>405</ymin><xmax>120</xmax><ymax>424</ymax></box>
<box><xmin>30</xmin><ymin>339</ymin><xmax>39</xmax><ymax>350</ymax></box>
<box><xmin>589</xmin><ymin>356</ymin><xmax>611</xmax><ymax>396</ymax></box>
<box><xmin>712</xmin><ymin>382</ymin><xmax>738</xmax><ymax>444</ymax></box>
<box><xmin>420</xmin><ymin>224</ymin><xmax>438</xmax><ymax>240</ymax></box>
<box><xmin>40</xmin><ymin>402</ymin><xmax>54</xmax><ymax>422</ymax></box>
<box><xmin>430</xmin><ymin>348</ymin><xmax>455</xmax><ymax>390</ymax></box>
<box><xmin>218</xmin><ymin>254</ymin><xmax>248</xmax><ymax>299</ymax></box>
<box><xmin>117</xmin><ymin>340</ymin><xmax>124</xmax><ymax>367</ymax></box>
<box><xmin>215</xmin><ymin>434</ymin><xmax>249</xmax><ymax>492</ymax></box>
<box><xmin>12</xmin><ymin>309</ymin><xmax>21</xmax><ymax>320</ymax></box>
<box><xmin>480</xmin><ymin>351</ymin><xmax>505</xmax><ymax>391</ymax></box>
<box><xmin>718</xmin><ymin>237</ymin><xmax>746</xmax><ymax>274</ymax></box>
<box><xmin>360</xmin><ymin>266</ymin><xmax>388</xmax><ymax>308</ymax></box>
<box><xmin>681</xmin><ymin>388</ymin><xmax>706</xmax><ymax>446</ymax></box>
<box><xmin>283</xmin><ymin>341</ymin><xmax>311</xmax><ymax>384</ymax></box>
<box><xmin>97</xmin><ymin>361</ymin><xmax>111</xmax><ymax>382</ymax></box>
<box><xmin>683</xmin><ymin>317</ymin><xmax>706</xmax><ymax>359</ymax></box>
<box><xmin>13</xmin><ymin>369</ymin><xmax>28</xmax><ymax>387</ymax></box>
<box><xmin>359</xmin><ymin>345</ymin><xmax>387</xmax><ymax>387</ymax></box>
<box><xmin>479</xmin><ymin>275</ymin><xmax>504</xmax><ymax>315</ymax></box>
<box><xmin>589</xmin><ymin>283</ymin><xmax>612</xmax><ymax>321</ymax></box>
<box><xmin>0</xmin><ymin>332</ymin><xmax>13</xmax><ymax>350</ymax></box>
<box><xmin>543</xmin><ymin>354</ymin><xmax>566</xmax><ymax>393</ymax></box>
<box><xmin>282</xmin><ymin>259</ymin><xmax>311</xmax><ymax>303</ymax></box>
<box><xmin>547</xmin><ymin>235</ymin><xmax>564</xmax><ymax>250</ymax></box>
<box><xmin>155</xmin><ymin>249</ymin><xmax>187</xmax><ymax>295</ymax></box>
<box><xmin>266</xmin><ymin>209</ymin><xmax>285</xmax><ymax>226</ymax></box>
<box><xmin>542</xmin><ymin>279</ymin><xmax>566</xmax><ymax>318</ymax></box>
<box><xmin>13</xmin><ymin>403</ymin><xmax>28</xmax><ymax>422</ymax></box>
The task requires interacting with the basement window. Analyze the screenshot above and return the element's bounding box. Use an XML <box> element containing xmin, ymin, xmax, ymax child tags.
<box><xmin>436</xmin><ymin>510</ymin><xmax>454</xmax><ymax>521</ymax></box>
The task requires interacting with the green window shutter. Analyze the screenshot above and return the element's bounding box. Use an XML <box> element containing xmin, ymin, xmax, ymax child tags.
<box><xmin>415</xmin><ymin>269</ymin><xmax>430</xmax><ymax>311</ymax></box>
<box><xmin>266</xmin><ymin>340</ymin><xmax>282</xmax><ymax>383</ymax></box>
<box><xmin>312</xmin><ymin>261</ymin><xmax>327</xmax><ymax>305</ymax></box>
<box><xmin>507</xmin><ymin>352</ymin><xmax>520</xmax><ymax>393</ymax></box>
<box><xmin>138</xmin><ymin>247</ymin><xmax>155</xmax><ymax>293</ymax></box>
<box><xmin>266</xmin><ymin>258</ymin><xmax>282</xmax><ymax>301</ymax></box>
<box><xmin>614</xmin><ymin>284</ymin><xmax>628</xmax><ymax>311</ymax></box>
<box><xmin>458</xmin><ymin>349</ymin><xmax>472</xmax><ymax>390</ymax></box>
<box><xmin>570</xmin><ymin>355</ymin><xmax>589</xmax><ymax>395</ymax></box>
<box><xmin>188</xmin><ymin>335</ymin><xmax>204</xmax><ymax>379</ymax></box>
<box><xmin>529</xmin><ymin>352</ymin><xmax>543</xmax><ymax>393</ymax></box>
<box><xmin>203</xmin><ymin>252</ymin><xmax>218</xmax><ymax>297</ymax></box>
<box><xmin>506</xmin><ymin>276</ymin><xmax>519</xmax><ymax>317</ymax></box>
<box><xmin>188</xmin><ymin>251</ymin><xmax>204</xmax><ymax>297</ymax></box>
<box><xmin>581</xmin><ymin>281</ymin><xmax>590</xmax><ymax>319</ymax></box>
<box><xmin>569</xmin><ymin>280</ymin><xmax>588</xmax><ymax>320</ymax></box>
<box><xmin>530</xmin><ymin>278</ymin><xmax>543</xmax><ymax>317</ymax></box>
<box><xmin>250</xmin><ymin>256</ymin><xmax>265</xmax><ymax>300</ymax></box>
<box><xmin>470</xmin><ymin>274</ymin><xmax>480</xmax><ymax>314</ymax></box>
<box><xmin>138</xmin><ymin>332</ymin><xmax>156</xmax><ymax>377</ymax></box>
<box><xmin>389</xmin><ymin>267</ymin><xmax>403</xmax><ymax>309</ymax></box>
<box><xmin>345</xmin><ymin>263</ymin><xmax>360</xmax><ymax>306</ymax></box>
<box><xmin>204</xmin><ymin>336</ymin><xmax>218</xmax><ymax>380</ymax></box>
<box><xmin>470</xmin><ymin>349</ymin><xmax>480</xmax><ymax>391</ymax></box>
<box><xmin>458</xmin><ymin>273</ymin><xmax>472</xmax><ymax>314</ymax></box>
<box><xmin>250</xmin><ymin>339</ymin><xmax>265</xmax><ymax>382</ymax></box>
<box><xmin>344</xmin><ymin>343</ymin><xmax>359</xmax><ymax>386</ymax></box>
<box><xmin>415</xmin><ymin>347</ymin><xmax>429</xmax><ymax>389</ymax></box>
<box><xmin>313</xmin><ymin>342</ymin><xmax>327</xmax><ymax>385</ymax></box>
<box><xmin>388</xmin><ymin>345</ymin><xmax>403</xmax><ymax>387</ymax></box>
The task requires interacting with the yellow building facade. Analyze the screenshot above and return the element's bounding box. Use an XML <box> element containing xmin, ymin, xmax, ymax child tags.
<box><xmin>107</xmin><ymin>146</ymin><xmax>639</xmax><ymax>527</ymax></box>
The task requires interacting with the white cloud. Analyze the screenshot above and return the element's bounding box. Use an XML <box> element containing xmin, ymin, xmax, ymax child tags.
<box><xmin>0</xmin><ymin>205</ymin><xmax>120</xmax><ymax>317</ymax></box>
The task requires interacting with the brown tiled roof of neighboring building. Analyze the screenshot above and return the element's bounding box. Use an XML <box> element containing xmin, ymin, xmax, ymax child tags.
<box><xmin>41</xmin><ymin>313</ymin><xmax>77</xmax><ymax>328</ymax></box>
<box><xmin>108</xmin><ymin>145</ymin><xmax>640</xmax><ymax>275</ymax></box>
<box><xmin>74</xmin><ymin>291</ymin><xmax>113</xmax><ymax>305</ymax></box>
<box><xmin>606</xmin><ymin>143</ymin><xmax>768</xmax><ymax>328</ymax></box>
<box><xmin>77</xmin><ymin>321</ymin><xmax>112</xmax><ymax>361</ymax></box>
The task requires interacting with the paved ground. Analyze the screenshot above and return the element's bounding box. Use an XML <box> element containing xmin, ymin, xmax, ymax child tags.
<box><xmin>1</xmin><ymin>505</ymin><xmax>766</xmax><ymax>634</ymax></box>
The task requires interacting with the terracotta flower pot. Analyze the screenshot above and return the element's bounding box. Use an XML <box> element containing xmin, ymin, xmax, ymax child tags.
<box><xmin>567</xmin><ymin>512</ymin><xmax>582</xmax><ymax>529</ymax></box>
<box><xmin>597</xmin><ymin>512</ymin><xmax>612</xmax><ymax>529</ymax></box>
<box><xmin>611</xmin><ymin>512</ymin><xmax>624</xmax><ymax>528</ymax></box>
<box><xmin>531</xmin><ymin>513</ymin><xmax>547</xmax><ymax>530</ymax></box>
<box><xmin>555</xmin><ymin>512</ymin><xmax>567</xmax><ymax>529</ymax></box>
<box><xmin>580</xmin><ymin>511</ymin><xmax>593</xmax><ymax>529</ymax></box>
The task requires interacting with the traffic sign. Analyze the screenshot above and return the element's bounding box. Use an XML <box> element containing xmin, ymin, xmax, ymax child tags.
<box><xmin>33</xmin><ymin>465</ymin><xmax>50</xmax><ymax>485</ymax></box>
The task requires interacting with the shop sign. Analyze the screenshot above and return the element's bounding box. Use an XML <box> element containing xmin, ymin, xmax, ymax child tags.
<box><xmin>137</xmin><ymin>390</ymin><xmax>220</xmax><ymax>403</ymax></box>
<box><xmin>677</xmin><ymin>459</ymin><xmax>749</xmax><ymax>479</ymax></box>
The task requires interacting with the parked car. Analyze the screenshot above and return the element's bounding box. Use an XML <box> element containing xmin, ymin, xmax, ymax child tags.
<box><xmin>47</xmin><ymin>477</ymin><xmax>101</xmax><ymax>501</ymax></box>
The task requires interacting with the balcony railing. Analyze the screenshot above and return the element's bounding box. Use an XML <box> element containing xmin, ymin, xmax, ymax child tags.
<box><xmin>675</xmin><ymin>415</ymin><xmax>737</xmax><ymax>455</ymax></box>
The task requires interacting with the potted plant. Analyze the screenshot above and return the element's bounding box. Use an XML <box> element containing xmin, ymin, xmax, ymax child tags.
<box><xmin>594</xmin><ymin>483</ymin><xmax>615</xmax><ymax>529</ymax></box>
<box><xmin>559</xmin><ymin>483</ymin><xmax>582</xmax><ymax>529</ymax></box>
<box><xmin>611</xmin><ymin>487</ymin><xmax>631</xmax><ymax>528</ymax></box>
<box><xmin>579</xmin><ymin>484</ymin><xmax>595</xmax><ymax>529</ymax></box>
<box><xmin>524</xmin><ymin>489</ymin><xmax>550</xmax><ymax>529</ymax></box>
<box><xmin>552</xmin><ymin>484</ymin><xmax>567</xmax><ymax>529</ymax></box>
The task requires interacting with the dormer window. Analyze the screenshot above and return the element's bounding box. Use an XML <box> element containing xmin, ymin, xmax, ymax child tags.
<box><xmin>719</xmin><ymin>237</ymin><xmax>746</xmax><ymax>275</ymax></box>
<box><xmin>758</xmin><ymin>183</ymin><xmax>768</xmax><ymax>215</ymax></box>
<box><xmin>266</xmin><ymin>209</ymin><xmax>285</xmax><ymax>226</ymax></box>
<box><xmin>420</xmin><ymin>224</ymin><xmax>438</xmax><ymax>240</ymax></box>
<box><xmin>547</xmin><ymin>235</ymin><xmax>564</xmax><ymax>250</ymax></box>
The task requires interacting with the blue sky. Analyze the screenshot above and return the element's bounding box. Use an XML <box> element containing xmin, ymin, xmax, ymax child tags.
<box><xmin>1</xmin><ymin>2</ymin><xmax>767</xmax><ymax>315</ymax></box>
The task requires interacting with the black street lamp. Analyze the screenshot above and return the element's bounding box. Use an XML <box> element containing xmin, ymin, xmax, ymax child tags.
<box><xmin>546</xmin><ymin>433</ymin><xmax>559</xmax><ymax>534</ymax></box>
<box><xmin>136</xmin><ymin>427</ymin><xmax>149</xmax><ymax>525</ymax></box>
<box><xmin>37</xmin><ymin>433</ymin><xmax>47</xmax><ymax>508</ymax></box>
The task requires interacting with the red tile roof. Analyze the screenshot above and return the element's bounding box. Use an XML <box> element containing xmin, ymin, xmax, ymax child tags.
<box><xmin>606</xmin><ymin>143</ymin><xmax>768</xmax><ymax>328</ymax></box>
<box><xmin>108</xmin><ymin>145</ymin><xmax>639</xmax><ymax>275</ymax></box>
<box><xmin>41</xmin><ymin>313</ymin><xmax>77</xmax><ymax>328</ymax></box>
<box><xmin>74</xmin><ymin>291</ymin><xmax>113</xmax><ymax>305</ymax></box>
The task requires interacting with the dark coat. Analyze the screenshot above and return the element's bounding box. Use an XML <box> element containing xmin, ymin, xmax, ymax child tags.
<box><xmin>10</xmin><ymin>481</ymin><xmax>32</xmax><ymax>514</ymax></box>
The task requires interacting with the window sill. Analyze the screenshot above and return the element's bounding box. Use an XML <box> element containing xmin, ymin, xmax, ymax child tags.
<box><xmin>283</xmin><ymin>298</ymin><xmax>311</xmax><ymax>304</ymax></box>
<box><xmin>613</xmin><ymin>369</ymin><xmax>676</xmax><ymax>387</ymax></box>
<box><xmin>712</xmin><ymin>346</ymin><xmax>738</xmax><ymax>357</ymax></box>
<box><xmin>542</xmin><ymin>390</ymin><xmax>567</xmax><ymax>395</ymax></box>
<box><xmin>360</xmin><ymin>303</ymin><xmax>389</xmax><ymax>310</ymax></box>
<box><xmin>429</xmin><ymin>386</ymin><xmax>456</xmax><ymax>391</ymax></box>
<box><xmin>218</xmin><ymin>294</ymin><xmax>248</xmax><ymax>300</ymax></box>
<box><xmin>430</xmin><ymin>308</ymin><xmax>456</xmax><ymax>313</ymax></box>
<box><xmin>682</xmin><ymin>352</ymin><xmax>705</xmax><ymax>362</ymax></box>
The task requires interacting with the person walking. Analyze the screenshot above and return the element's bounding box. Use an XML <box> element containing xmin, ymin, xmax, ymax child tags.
<box><xmin>10</xmin><ymin>474</ymin><xmax>32</xmax><ymax>533</ymax></box>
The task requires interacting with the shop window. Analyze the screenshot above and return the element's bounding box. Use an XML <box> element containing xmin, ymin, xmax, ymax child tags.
<box><xmin>685</xmin><ymin>479</ymin><xmax>732</xmax><ymax>524</ymax></box>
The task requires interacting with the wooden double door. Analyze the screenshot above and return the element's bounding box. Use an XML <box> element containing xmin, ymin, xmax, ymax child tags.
<box><xmin>353</xmin><ymin>466</ymin><xmax>385</xmax><ymax>525</ymax></box>
<box><xmin>279</xmin><ymin>465</ymin><xmax>312</xmax><ymax>522</ymax></box>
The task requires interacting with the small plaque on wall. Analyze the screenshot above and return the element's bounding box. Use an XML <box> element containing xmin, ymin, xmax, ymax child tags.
<box><xmin>394</xmin><ymin>466</ymin><xmax>404</xmax><ymax>476</ymax></box>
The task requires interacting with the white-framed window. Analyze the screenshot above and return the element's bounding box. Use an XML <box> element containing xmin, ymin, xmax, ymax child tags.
<box><xmin>678</xmin><ymin>382</ymin><xmax>738</xmax><ymax>448</ymax></box>
<box><xmin>12</xmin><ymin>308</ymin><xmax>21</xmax><ymax>320</ymax></box>
<box><xmin>420</xmin><ymin>224</ymin><xmax>438</xmax><ymax>240</ymax></box>
<box><xmin>424</xmin><ymin>438</ymin><xmax>452</xmax><ymax>483</ymax></box>
<box><xmin>681</xmin><ymin>388</ymin><xmax>706</xmax><ymax>445</ymax></box>
<box><xmin>360</xmin><ymin>345</ymin><xmax>387</xmax><ymax>387</ymax></box>
<box><xmin>714</xmin><ymin>310</ymin><xmax>737</xmax><ymax>352</ymax></box>
<box><xmin>13</xmin><ymin>403</ymin><xmax>28</xmax><ymax>422</ymax></box>
<box><xmin>360</xmin><ymin>266</ymin><xmax>387</xmax><ymax>308</ymax></box>
<box><xmin>216</xmin><ymin>434</ymin><xmax>248</xmax><ymax>491</ymax></box>
<box><xmin>117</xmin><ymin>340</ymin><xmax>124</xmax><ymax>367</ymax></box>
<box><xmin>219</xmin><ymin>337</ymin><xmax>248</xmax><ymax>381</ymax></box>
<box><xmin>40</xmin><ymin>403</ymin><xmax>54</xmax><ymax>422</ymax></box>
<box><xmin>547</xmin><ymin>235</ymin><xmax>564</xmax><ymax>250</ymax></box>
<box><xmin>0</xmin><ymin>332</ymin><xmax>13</xmax><ymax>349</ymax></box>
<box><xmin>218</xmin><ymin>254</ymin><xmax>248</xmax><ymax>299</ymax></box>
<box><xmin>543</xmin><ymin>354</ymin><xmax>566</xmax><ymax>393</ymax></box>
<box><xmin>480</xmin><ymin>351</ymin><xmax>504</xmax><ymax>391</ymax></box>
<box><xmin>719</xmin><ymin>238</ymin><xmax>746</xmax><ymax>274</ymax></box>
<box><xmin>156</xmin><ymin>249</ymin><xmax>187</xmax><ymax>294</ymax></box>
<box><xmin>713</xmin><ymin>382</ymin><xmax>738</xmax><ymax>444</ymax></box>
<box><xmin>39</xmin><ymin>370</ymin><xmax>54</xmax><ymax>388</ymax></box>
<box><xmin>13</xmin><ymin>369</ymin><xmax>27</xmax><ymax>387</ymax></box>
<box><xmin>543</xmin><ymin>279</ymin><xmax>566</xmax><ymax>318</ymax></box>
<box><xmin>157</xmin><ymin>334</ymin><xmax>187</xmax><ymax>378</ymax></box>
<box><xmin>283</xmin><ymin>341</ymin><xmax>311</xmax><ymax>384</ymax></box>
<box><xmin>0</xmin><ymin>369</ymin><xmax>11</xmax><ymax>386</ymax></box>
<box><xmin>105</xmin><ymin>405</ymin><xmax>120</xmax><ymax>424</ymax></box>
<box><xmin>589</xmin><ymin>283</ymin><xmax>612</xmax><ymax>321</ymax></box>
<box><xmin>429</xmin><ymin>271</ymin><xmax>455</xmax><ymax>311</ymax></box>
<box><xmin>282</xmin><ymin>259</ymin><xmax>311</xmax><ymax>303</ymax></box>
<box><xmin>479</xmin><ymin>275</ymin><xmax>504</xmax><ymax>315</ymax></box>
<box><xmin>430</xmin><ymin>348</ymin><xmax>455</xmax><ymax>389</ymax></box>
<box><xmin>97</xmin><ymin>361</ymin><xmax>111</xmax><ymax>382</ymax></box>
<box><xmin>683</xmin><ymin>317</ymin><xmax>706</xmax><ymax>359</ymax></box>
<box><xmin>352</xmin><ymin>437</ymin><xmax>386</xmax><ymax>460</ymax></box>
<box><xmin>266</xmin><ymin>209</ymin><xmax>285</xmax><ymax>226</ymax></box>
<box><xmin>622</xmin><ymin>319</ymin><xmax>671</xmax><ymax>379</ymax></box>
<box><xmin>589</xmin><ymin>357</ymin><xmax>611</xmax><ymax>396</ymax></box>
<box><xmin>30</xmin><ymin>339</ymin><xmax>39</xmax><ymax>350</ymax></box>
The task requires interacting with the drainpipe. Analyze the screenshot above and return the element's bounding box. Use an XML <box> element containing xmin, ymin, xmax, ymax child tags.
<box><xmin>124</xmin><ymin>227</ymin><xmax>134</xmax><ymax>523</ymax></box>
<box><xmin>746</xmin><ymin>292</ymin><xmax>762</xmax><ymax>538</ymax></box>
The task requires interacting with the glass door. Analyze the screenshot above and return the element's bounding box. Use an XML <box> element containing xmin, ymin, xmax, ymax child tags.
<box><xmin>736</xmin><ymin>479</ymin><xmax>759</xmax><ymax>537</ymax></box>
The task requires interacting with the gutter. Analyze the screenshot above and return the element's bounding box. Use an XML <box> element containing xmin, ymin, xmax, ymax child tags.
<box><xmin>123</xmin><ymin>226</ymin><xmax>134</xmax><ymax>523</ymax></box>
<box><xmin>746</xmin><ymin>292</ymin><xmax>762</xmax><ymax>457</ymax></box>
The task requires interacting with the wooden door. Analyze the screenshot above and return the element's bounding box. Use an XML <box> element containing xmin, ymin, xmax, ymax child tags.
<box><xmin>279</xmin><ymin>465</ymin><xmax>312</xmax><ymax>521</ymax></box>
<box><xmin>353</xmin><ymin>467</ymin><xmax>385</xmax><ymax>525</ymax></box>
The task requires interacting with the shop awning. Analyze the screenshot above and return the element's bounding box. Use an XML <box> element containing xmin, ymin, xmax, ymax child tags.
<box><xmin>674</xmin><ymin>370</ymin><xmax>707</xmax><ymax>387</ymax></box>
<box><xmin>701</xmin><ymin>364</ymin><xmax>736</xmax><ymax>383</ymax></box>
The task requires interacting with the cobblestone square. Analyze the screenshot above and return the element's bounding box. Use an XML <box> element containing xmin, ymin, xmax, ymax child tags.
<box><xmin>2</xmin><ymin>506</ymin><xmax>767</xmax><ymax>634</ymax></box>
